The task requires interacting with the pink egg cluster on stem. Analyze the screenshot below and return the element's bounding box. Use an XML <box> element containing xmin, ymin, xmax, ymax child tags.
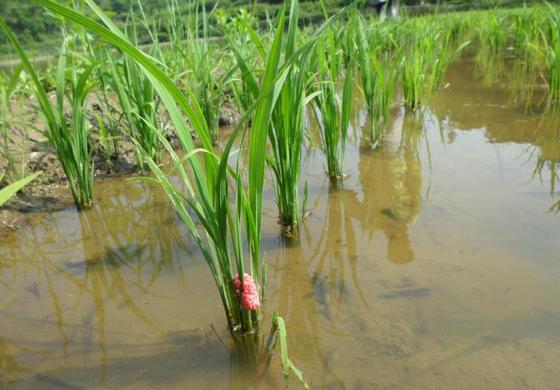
<box><xmin>233</xmin><ymin>273</ymin><xmax>260</xmax><ymax>311</ymax></box>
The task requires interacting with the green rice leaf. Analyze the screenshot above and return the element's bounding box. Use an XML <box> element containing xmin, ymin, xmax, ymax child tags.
<box><xmin>0</xmin><ymin>172</ymin><xmax>41</xmax><ymax>207</ymax></box>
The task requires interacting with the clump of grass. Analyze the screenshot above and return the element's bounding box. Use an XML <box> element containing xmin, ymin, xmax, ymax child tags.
<box><xmin>181</xmin><ymin>0</ymin><xmax>232</xmax><ymax>142</ymax></box>
<box><xmin>475</xmin><ymin>12</ymin><xmax>507</xmax><ymax>85</ymax></box>
<box><xmin>354</xmin><ymin>14</ymin><xmax>379</xmax><ymax>144</ymax></box>
<box><xmin>221</xmin><ymin>9</ymin><xmax>261</xmax><ymax>117</ymax></box>
<box><xmin>265</xmin><ymin>0</ymin><xmax>314</xmax><ymax>233</ymax></box>
<box><xmin>393</xmin><ymin>17</ymin><xmax>469</xmax><ymax>112</ymax></box>
<box><xmin>108</xmin><ymin>5</ymin><xmax>165</xmax><ymax>168</ymax></box>
<box><xmin>110</xmin><ymin>54</ymin><xmax>162</xmax><ymax>168</ymax></box>
<box><xmin>69</xmin><ymin>6</ymin><xmax>122</xmax><ymax>162</ymax></box>
<box><xmin>401</xmin><ymin>38</ymin><xmax>428</xmax><ymax>111</ymax></box>
<box><xmin>371</xmin><ymin>54</ymin><xmax>399</xmax><ymax>136</ymax></box>
<box><xmin>509</xmin><ymin>10</ymin><xmax>542</xmax><ymax>107</ymax></box>
<box><xmin>0</xmin><ymin>71</ymin><xmax>17</xmax><ymax>180</ymax></box>
<box><xmin>543</xmin><ymin>4</ymin><xmax>560</xmax><ymax>106</ymax></box>
<box><xmin>86</xmin><ymin>47</ymin><xmax>121</xmax><ymax>161</ymax></box>
<box><xmin>429</xmin><ymin>27</ymin><xmax>470</xmax><ymax>92</ymax></box>
<box><xmin>36</xmin><ymin>0</ymin><xmax>307</xmax><ymax>384</ymax></box>
<box><xmin>354</xmin><ymin>14</ymin><xmax>398</xmax><ymax>145</ymax></box>
<box><xmin>0</xmin><ymin>171</ymin><xmax>41</xmax><ymax>207</ymax></box>
<box><xmin>0</xmin><ymin>20</ymin><xmax>95</xmax><ymax>209</ymax></box>
<box><xmin>312</xmin><ymin>28</ymin><xmax>353</xmax><ymax>179</ymax></box>
<box><xmin>0</xmin><ymin>66</ymin><xmax>32</xmax><ymax>182</ymax></box>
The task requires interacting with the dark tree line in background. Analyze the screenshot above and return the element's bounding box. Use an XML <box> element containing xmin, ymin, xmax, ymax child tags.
<box><xmin>0</xmin><ymin>0</ymin><xmax>554</xmax><ymax>56</ymax></box>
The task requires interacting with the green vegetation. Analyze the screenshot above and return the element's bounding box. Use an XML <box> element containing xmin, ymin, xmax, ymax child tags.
<box><xmin>0</xmin><ymin>171</ymin><xmax>40</xmax><ymax>206</ymax></box>
<box><xmin>0</xmin><ymin>70</ymin><xmax>20</xmax><ymax>181</ymax></box>
<box><xmin>1</xmin><ymin>0</ymin><xmax>559</xmax><ymax>383</ymax></box>
<box><xmin>1</xmin><ymin>20</ymin><xmax>95</xmax><ymax>209</ymax></box>
<box><xmin>354</xmin><ymin>15</ymin><xmax>399</xmax><ymax>144</ymax></box>
<box><xmin>100</xmin><ymin>4</ymin><xmax>166</xmax><ymax>167</ymax></box>
<box><xmin>544</xmin><ymin>3</ymin><xmax>560</xmax><ymax>104</ymax></box>
<box><xmin>267</xmin><ymin>0</ymin><xmax>313</xmax><ymax>232</ymax></box>
<box><xmin>2</xmin><ymin>0</ymin><xmax>558</xmax><ymax>57</ymax></box>
<box><xmin>2</xmin><ymin>1</ymin><xmax>558</xmax><ymax>206</ymax></box>
<box><xmin>312</xmin><ymin>23</ymin><xmax>354</xmax><ymax>178</ymax></box>
<box><xmin>181</xmin><ymin>1</ymin><xmax>232</xmax><ymax>142</ymax></box>
<box><xmin>19</xmin><ymin>0</ymin><xmax>312</xmax><ymax>383</ymax></box>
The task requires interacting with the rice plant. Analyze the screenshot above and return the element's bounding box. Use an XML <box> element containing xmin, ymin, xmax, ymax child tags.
<box><xmin>0</xmin><ymin>72</ymin><xmax>17</xmax><ymax>180</ymax></box>
<box><xmin>222</xmin><ymin>9</ymin><xmax>261</xmax><ymax>117</ymax></box>
<box><xmin>32</xmin><ymin>0</ymin><xmax>307</xmax><ymax>383</ymax></box>
<box><xmin>501</xmin><ymin>5</ymin><xmax>560</xmax><ymax>108</ymax></box>
<box><xmin>371</xmin><ymin>55</ymin><xmax>399</xmax><ymax>135</ymax></box>
<box><xmin>235</xmin><ymin>0</ymin><xmax>315</xmax><ymax>233</ymax></box>
<box><xmin>109</xmin><ymin>6</ymin><xmax>164</xmax><ymax>168</ymax></box>
<box><xmin>429</xmin><ymin>27</ymin><xmax>470</xmax><ymax>92</ymax></box>
<box><xmin>110</xmin><ymin>54</ymin><xmax>162</xmax><ymax>168</ymax></box>
<box><xmin>508</xmin><ymin>11</ymin><xmax>539</xmax><ymax>106</ymax></box>
<box><xmin>82</xmin><ymin>39</ymin><xmax>121</xmax><ymax>160</ymax></box>
<box><xmin>475</xmin><ymin>11</ymin><xmax>507</xmax><ymax>85</ymax></box>
<box><xmin>354</xmin><ymin>15</ymin><xmax>398</xmax><ymax>145</ymax></box>
<box><xmin>0</xmin><ymin>171</ymin><xmax>40</xmax><ymax>207</ymax></box>
<box><xmin>543</xmin><ymin>4</ymin><xmax>560</xmax><ymax>106</ymax></box>
<box><xmin>0</xmin><ymin>21</ymin><xmax>95</xmax><ymax>209</ymax></box>
<box><xmin>400</xmin><ymin>27</ymin><xmax>432</xmax><ymax>111</ymax></box>
<box><xmin>0</xmin><ymin>66</ymin><xmax>31</xmax><ymax>182</ymax></box>
<box><xmin>181</xmin><ymin>0</ymin><xmax>232</xmax><ymax>142</ymax></box>
<box><xmin>267</xmin><ymin>0</ymin><xmax>312</xmax><ymax>233</ymax></box>
<box><xmin>311</xmin><ymin>29</ymin><xmax>353</xmax><ymax>179</ymax></box>
<box><xmin>354</xmin><ymin>14</ymin><xmax>379</xmax><ymax>144</ymax></box>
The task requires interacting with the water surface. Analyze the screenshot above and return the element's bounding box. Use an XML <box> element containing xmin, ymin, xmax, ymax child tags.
<box><xmin>1</xmin><ymin>58</ymin><xmax>559</xmax><ymax>388</ymax></box>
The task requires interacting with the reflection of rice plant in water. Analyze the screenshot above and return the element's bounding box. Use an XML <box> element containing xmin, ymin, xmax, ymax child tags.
<box><xmin>0</xmin><ymin>22</ymin><xmax>95</xmax><ymax>209</ymax></box>
<box><xmin>32</xmin><ymin>0</ymin><xmax>307</xmax><ymax>384</ymax></box>
<box><xmin>532</xmin><ymin>109</ymin><xmax>560</xmax><ymax>214</ymax></box>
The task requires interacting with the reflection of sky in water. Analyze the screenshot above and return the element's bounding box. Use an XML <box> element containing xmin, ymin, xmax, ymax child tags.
<box><xmin>0</xmin><ymin>57</ymin><xmax>560</xmax><ymax>388</ymax></box>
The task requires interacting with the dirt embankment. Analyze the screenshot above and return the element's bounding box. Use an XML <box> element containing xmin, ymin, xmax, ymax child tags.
<box><xmin>0</xmin><ymin>92</ymin><xmax>240</xmax><ymax>237</ymax></box>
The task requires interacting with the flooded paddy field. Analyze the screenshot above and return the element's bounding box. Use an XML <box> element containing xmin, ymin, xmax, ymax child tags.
<box><xmin>1</xmin><ymin>56</ymin><xmax>559</xmax><ymax>388</ymax></box>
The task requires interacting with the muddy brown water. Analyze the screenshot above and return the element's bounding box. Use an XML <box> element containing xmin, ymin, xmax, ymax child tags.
<box><xmin>1</xmin><ymin>58</ymin><xmax>560</xmax><ymax>389</ymax></box>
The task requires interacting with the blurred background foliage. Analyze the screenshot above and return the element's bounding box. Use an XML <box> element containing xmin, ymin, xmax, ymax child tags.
<box><xmin>1</xmin><ymin>0</ymin><xmax>558</xmax><ymax>56</ymax></box>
